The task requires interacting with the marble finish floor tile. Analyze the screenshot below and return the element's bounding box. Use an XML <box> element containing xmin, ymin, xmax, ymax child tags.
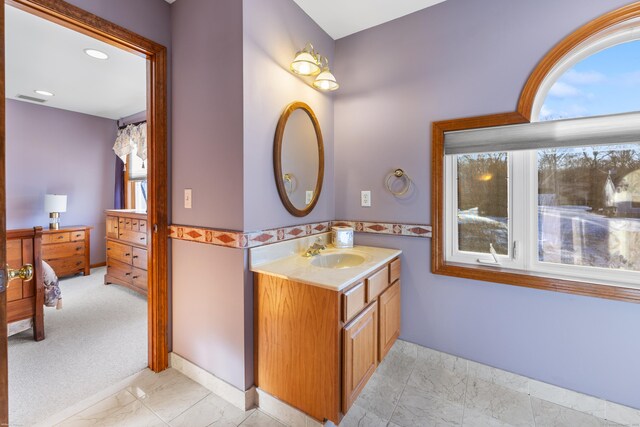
<box><xmin>529</xmin><ymin>380</ymin><xmax>606</xmax><ymax>419</ymax></box>
<box><xmin>416</xmin><ymin>346</ymin><xmax>468</xmax><ymax>376</ymax></box>
<box><xmin>390</xmin><ymin>384</ymin><xmax>464</xmax><ymax>426</ymax></box>
<box><xmin>531</xmin><ymin>397</ymin><xmax>616</xmax><ymax>427</ymax></box>
<box><xmin>407</xmin><ymin>358</ymin><xmax>467</xmax><ymax>404</ymax></box>
<box><xmin>239</xmin><ymin>410</ymin><xmax>287</xmax><ymax>426</ymax></box>
<box><xmin>463</xmin><ymin>378</ymin><xmax>535</xmax><ymax>427</ymax></box>
<box><xmin>354</xmin><ymin>372</ymin><xmax>405</xmax><ymax>420</ymax></box>
<box><xmin>169</xmin><ymin>393</ymin><xmax>254</xmax><ymax>427</ymax></box>
<box><xmin>129</xmin><ymin>368</ymin><xmax>211</xmax><ymax>422</ymax></box>
<box><xmin>467</xmin><ymin>361</ymin><xmax>529</xmax><ymax>394</ymax></box>
<box><xmin>376</xmin><ymin>340</ymin><xmax>418</xmax><ymax>384</ymax></box>
<box><xmin>57</xmin><ymin>390</ymin><xmax>165</xmax><ymax>427</ymax></box>
<box><xmin>336</xmin><ymin>403</ymin><xmax>388</xmax><ymax>427</ymax></box>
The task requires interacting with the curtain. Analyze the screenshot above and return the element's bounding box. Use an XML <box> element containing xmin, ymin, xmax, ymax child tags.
<box><xmin>114</xmin><ymin>155</ymin><xmax>125</xmax><ymax>209</ymax></box>
<box><xmin>113</xmin><ymin>122</ymin><xmax>147</xmax><ymax>163</ymax></box>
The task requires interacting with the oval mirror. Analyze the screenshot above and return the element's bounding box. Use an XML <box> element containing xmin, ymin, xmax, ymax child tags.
<box><xmin>274</xmin><ymin>102</ymin><xmax>324</xmax><ymax>217</ymax></box>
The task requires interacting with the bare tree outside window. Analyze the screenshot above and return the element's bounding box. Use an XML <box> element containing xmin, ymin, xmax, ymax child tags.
<box><xmin>457</xmin><ymin>153</ymin><xmax>509</xmax><ymax>255</ymax></box>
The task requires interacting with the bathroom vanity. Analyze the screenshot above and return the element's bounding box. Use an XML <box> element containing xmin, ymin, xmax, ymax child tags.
<box><xmin>252</xmin><ymin>234</ymin><xmax>401</xmax><ymax>424</ymax></box>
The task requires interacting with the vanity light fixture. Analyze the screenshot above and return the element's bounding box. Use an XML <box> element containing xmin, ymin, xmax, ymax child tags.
<box><xmin>291</xmin><ymin>42</ymin><xmax>339</xmax><ymax>91</ymax></box>
<box><xmin>34</xmin><ymin>90</ymin><xmax>54</xmax><ymax>97</ymax></box>
<box><xmin>84</xmin><ymin>48</ymin><xmax>109</xmax><ymax>60</ymax></box>
<box><xmin>290</xmin><ymin>43</ymin><xmax>321</xmax><ymax>76</ymax></box>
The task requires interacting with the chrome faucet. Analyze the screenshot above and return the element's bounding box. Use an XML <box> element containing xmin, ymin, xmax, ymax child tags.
<box><xmin>303</xmin><ymin>237</ymin><xmax>326</xmax><ymax>257</ymax></box>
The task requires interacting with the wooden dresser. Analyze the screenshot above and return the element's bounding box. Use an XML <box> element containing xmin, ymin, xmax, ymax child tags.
<box><xmin>104</xmin><ymin>210</ymin><xmax>148</xmax><ymax>296</ymax></box>
<box><xmin>41</xmin><ymin>226</ymin><xmax>92</xmax><ymax>278</ymax></box>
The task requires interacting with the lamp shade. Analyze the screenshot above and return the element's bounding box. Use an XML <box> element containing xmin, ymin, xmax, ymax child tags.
<box><xmin>313</xmin><ymin>69</ymin><xmax>339</xmax><ymax>91</ymax></box>
<box><xmin>290</xmin><ymin>51</ymin><xmax>321</xmax><ymax>76</ymax></box>
<box><xmin>44</xmin><ymin>194</ymin><xmax>67</xmax><ymax>213</ymax></box>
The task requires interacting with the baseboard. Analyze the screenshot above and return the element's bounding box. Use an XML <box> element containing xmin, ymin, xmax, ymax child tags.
<box><xmin>169</xmin><ymin>352</ymin><xmax>256</xmax><ymax>411</ymax></box>
<box><xmin>90</xmin><ymin>262</ymin><xmax>106</xmax><ymax>268</ymax></box>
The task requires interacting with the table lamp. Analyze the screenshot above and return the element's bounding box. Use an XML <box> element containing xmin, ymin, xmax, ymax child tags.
<box><xmin>44</xmin><ymin>194</ymin><xmax>67</xmax><ymax>230</ymax></box>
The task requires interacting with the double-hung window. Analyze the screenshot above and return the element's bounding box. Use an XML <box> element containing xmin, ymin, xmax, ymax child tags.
<box><xmin>444</xmin><ymin>112</ymin><xmax>640</xmax><ymax>289</ymax></box>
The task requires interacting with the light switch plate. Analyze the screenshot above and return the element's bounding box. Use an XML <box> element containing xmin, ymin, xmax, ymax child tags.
<box><xmin>305</xmin><ymin>191</ymin><xmax>314</xmax><ymax>204</ymax></box>
<box><xmin>184</xmin><ymin>188</ymin><xmax>192</xmax><ymax>209</ymax></box>
<box><xmin>361</xmin><ymin>191</ymin><xmax>371</xmax><ymax>207</ymax></box>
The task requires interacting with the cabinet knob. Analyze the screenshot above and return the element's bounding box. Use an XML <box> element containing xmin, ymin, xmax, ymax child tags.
<box><xmin>107</xmin><ymin>248</ymin><xmax>111</xmax><ymax>251</ymax></box>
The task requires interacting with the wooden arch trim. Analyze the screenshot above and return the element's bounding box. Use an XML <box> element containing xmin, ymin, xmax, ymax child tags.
<box><xmin>5</xmin><ymin>0</ymin><xmax>169</xmax><ymax>371</ymax></box>
<box><xmin>517</xmin><ymin>1</ymin><xmax>640</xmax><ymax>120</ymax></box>
<box><xmin>432</xmin><ymin>2</ymin><xmax>640</xmax><ymax>303</ymax></box>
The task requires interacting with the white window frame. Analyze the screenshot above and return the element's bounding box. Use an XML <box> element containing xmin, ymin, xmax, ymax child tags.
<box><xmin>445</xmin><ymin>148</ymin><xmax>640</xmax><ymax>290</ymax></box>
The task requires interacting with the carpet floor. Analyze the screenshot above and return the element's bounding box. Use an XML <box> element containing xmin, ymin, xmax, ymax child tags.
<box><xmin>8</xmin><ymin>267</ymin><xmax>147</xmax><ymax>426</ymax></box>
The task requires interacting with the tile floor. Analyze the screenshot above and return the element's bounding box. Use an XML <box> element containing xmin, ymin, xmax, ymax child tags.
<box><xmin>41</xmin><ymin>340</ymin><xmax>637</xmax><ymax>426</ymax></box>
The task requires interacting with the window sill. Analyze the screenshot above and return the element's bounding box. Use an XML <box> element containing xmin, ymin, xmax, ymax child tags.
<box><xmin>433</xmin><ymin>261</ymin><xmax>640</xmax><ymax>303</ymax></box>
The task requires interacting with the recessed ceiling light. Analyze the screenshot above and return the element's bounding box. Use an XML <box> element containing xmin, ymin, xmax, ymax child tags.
<box><xmin>34</xmin><ymin>90</ymin><xmax>54</xmax><ymax>97</ymax></box>
<box><xmin>84</xmin><ymin>48</ymin><xmax>109</xmax><ymax>60</ymax></box>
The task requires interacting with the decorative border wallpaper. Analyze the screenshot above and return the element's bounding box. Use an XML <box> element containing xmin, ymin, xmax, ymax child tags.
<box><xmin>168</xmin><ymin>220</ymin><xmax>432</xmax><ymax>249</ymax></box>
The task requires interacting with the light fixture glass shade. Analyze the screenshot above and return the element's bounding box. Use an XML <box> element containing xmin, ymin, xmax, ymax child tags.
<box><xmin>44</xmin><ymin>194</ymin><xmax>67</xmax><ymax>213</ymax></box>
<box><xmin>313</xmin><ymin>69</ymin><xmax>339</xmax><ymax>91</ymax></box>
<box><xmin>290</xmin><ymin>51</ymin><xmax>321</xmax><ymax>76</ymax></box>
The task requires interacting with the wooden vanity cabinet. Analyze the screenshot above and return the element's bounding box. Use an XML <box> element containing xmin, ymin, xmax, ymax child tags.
<box><xmin>255</xmin><ymin>256</ymin><xmax>401</xmax><ymax>424</ymax></box>
<box><xmin>104</xmin><ymin>210</ymin><xmax>148</xmax><ymax>296</ymax></box>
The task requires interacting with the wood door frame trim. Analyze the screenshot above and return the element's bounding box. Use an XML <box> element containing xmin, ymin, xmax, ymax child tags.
<box><xmin>432</xmin><ymin>2</ymin><xmax>640</xmax><ymax>304</ymax></box>
<box><xmin>4</xmin><ymin>0</ymin><xmax>169</xmax><ymax>371</ymax></box>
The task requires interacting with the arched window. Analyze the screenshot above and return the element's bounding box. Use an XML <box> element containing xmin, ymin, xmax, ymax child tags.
<box><xmin>432</xmin><ymin>3</ymin><xmax>640</xmax><ymax>302</ymax></box>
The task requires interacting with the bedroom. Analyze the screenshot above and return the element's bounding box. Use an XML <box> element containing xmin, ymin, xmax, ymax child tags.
<box><xmin>4</xmin><ymin>4</ymin><xmax>150</xmax><ymax>425</ymax></box>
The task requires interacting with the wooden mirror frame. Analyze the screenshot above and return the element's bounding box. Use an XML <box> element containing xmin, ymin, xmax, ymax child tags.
<box><xmin>274</xmin><ymin>101</ymin><xmax>325</xmax><ymax>217</ymax></box>
<box><xmin>431</xmin><ymin>2</ymin><xmax>640</xmax><ymax>303</ymax></box>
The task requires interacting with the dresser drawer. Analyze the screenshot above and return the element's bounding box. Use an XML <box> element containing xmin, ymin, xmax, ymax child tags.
<box><xmin>43</xmin><ymin>241</ymin><xmax>85</xmax><ymax>259</ymax></box>
<box><xmin>107</xmin><ymin>259</ymin><xmax>133</xmax><ymax>284</ymax></box>
<box><xmin>342</xmin><ymin>282</ymin><xmax>366</xmax><ymax>323</ymax></box>
<box><xmin>43</xmin><ymin>232</ymin><xmax>70</xmax><ymax>244</ymax></box>
<box><xmin>138</xmin><ymin>219</ymin><xmax>147</xmax><ymax>231</ymax></box>
<box><xmin>366</xmin><ymin>266</ymin><xmax>389</xmax><ymax>302</ymax></box>
<box><xmin>132</xmin><ymin>247</ymin><xmax>147</xmax><ymax>270</ymax></box>
<box><xmin>47</xmin><ymin>256</ymin><xmax>85</xmax><ymax>278</ymax></box>
<box><xmin>132</xmin><ymin>267</ymin><xmax>148</xmax><ymax>292</ymax></box>
<box><xmin>70</xmin><ymin>230</ymin><xmax>86</xmax><ymax>242</ymax></box>
<box><xmin>118</xmin><ymin>229</ymin><xmax>147</xmax><ymax>246</ymax></box>
<box><xmin>131</xmin><ymin>218</ymin><xmax>140</xmax><ymax>231</ymax></box>
<box><xmin>107</xmin><ymin>240</ymin><xmax>133</xmax><ymax>265</ymax></box>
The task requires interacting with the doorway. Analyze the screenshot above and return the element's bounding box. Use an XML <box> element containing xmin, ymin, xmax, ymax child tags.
<box><xmin>0</xmin><ymin>0</ymin><xmax>168</xmax><ymax>424</ymax></box>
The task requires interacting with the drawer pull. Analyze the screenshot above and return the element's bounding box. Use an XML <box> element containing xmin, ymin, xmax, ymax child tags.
<box><xmin>57</xmin><ymin>236</ymin><xmax>64</xmax><ymax>240</ymax></box>
<box><xmin>107</xmin><ymin>248</ymin><xmax>111</xmax><ymax>251</ymax></box>
<box><xmin>125</xmin><ymin>272</ymin><xmax>131</xmax><ymax>276</ymax></box>
<box><xmin>76</xmin><ymin>247</ymin><xmax>82</xmax><ymax>251</ymax></box>
<box><xmin>133</xmin><ymin>255</ymin><xmax>138</xmax><ymax>259</ymax></box>
<box><xmin>76</xmin><ymin>234</ymin><xmax>81</xmax><ymax>237</ymax></box>
<box><xmin>76</xmin><ymin>262</ymin><xmax>81</xmax><ymax>266</ymax></box>
<box><xmin>125</xmin><ymin>253</ymin><xmax>131</xmax><ymax>256</ymax></box>
<box><xmin>140</xmin><ymin>237</ymin><xmax>145</xmax><ymax>241</ymax></box>
<box><xmin>133</xmin><ymin>276</ymin><xmax>139</xmax><ymax>279</ymax></box>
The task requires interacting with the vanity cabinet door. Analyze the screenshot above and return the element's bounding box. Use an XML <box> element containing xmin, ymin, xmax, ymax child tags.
<box><xmin>379</xmin><ymin>281</ymin><xmax>401</xmax><ymax>361</ymax></box>
<box><xmin>343</xmin><ymin>301</ymin><xmax>378</xmax><ymax>414</ymax></box>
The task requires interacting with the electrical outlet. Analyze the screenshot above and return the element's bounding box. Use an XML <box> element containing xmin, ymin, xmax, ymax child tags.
<box><xmin>361</xmin><ymin>190</ymin><xmax>371</xmax><ymax>207</ymax></box>
<box><xmin>306</xmin><ymin>190</ymin><xmax>314</xmax><ymax>204</ymax></box>
<box><xmin>184</xmin><ymin>188</ymin><xmax>192</xmax><ymax>209</ymax></box>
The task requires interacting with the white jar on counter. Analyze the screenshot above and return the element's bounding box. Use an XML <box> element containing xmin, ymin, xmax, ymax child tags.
<box><xmin>332</xmin><ymin>226</ymin><xmax>354</xmax><ymax>248</ymax></box>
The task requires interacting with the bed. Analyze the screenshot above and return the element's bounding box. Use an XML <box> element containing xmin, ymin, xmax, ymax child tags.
<box><xmin>6</xmin><ymin>227</ymin><xmax>45</xmax><ymax>341</ymax></box>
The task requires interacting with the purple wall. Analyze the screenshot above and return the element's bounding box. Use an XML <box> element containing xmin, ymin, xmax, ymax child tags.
<box><xmin>242</xmin><ymin>0</ymin><xmax>335</xmax><ymax>231</ymax></box>
<box><xmin>6</xmin><ymin>99</ymin><xmax>117</xmax><ymax>264</ymax></box>
<box><xmin>170</xmin><ymin>0</ymin><xmax>250</xmax><ymax>390</ymax></box>
<box><xmin>335</xmin><ymin>0</ymin><xmax>640</xmax><ymax>409</ymax></box>
<box><xmin>171</xmin><ymin>0</ymin><xmax>244</xmax><ymax>230</ymax></box>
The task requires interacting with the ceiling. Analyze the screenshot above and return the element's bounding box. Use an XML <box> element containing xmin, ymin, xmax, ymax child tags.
<box><xmin>292</xmin><ymin>0</ymin><xmax>447</xmax><ymax>39</ymax></box>
<box><xmin>6</xmin><ymin>5</ymin><xmax>147</xmax><ymax>120</ymax></box>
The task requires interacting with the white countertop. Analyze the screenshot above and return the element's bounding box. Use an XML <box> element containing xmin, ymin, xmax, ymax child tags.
<box><xmin>250</xmin><ymin>244</ymin><xmax>402</xmax><ymax>292</ymax></box>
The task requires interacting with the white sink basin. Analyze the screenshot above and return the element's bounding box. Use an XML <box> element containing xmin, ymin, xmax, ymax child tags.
<box><xmin>311</xmin><ymin>252</ymin><xmax>365</xmax><ymax>269</ymax></box>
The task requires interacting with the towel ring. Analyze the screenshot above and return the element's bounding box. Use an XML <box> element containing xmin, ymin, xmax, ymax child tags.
<box><xmin>283</xmin><ymin>173</ymin><xmax>297</xmax><ymax>195</ymax></box>
<box><xmin>385</xmin><ymin>168</ymin><xmax>413</xmax><ymax>197</ymax></box>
